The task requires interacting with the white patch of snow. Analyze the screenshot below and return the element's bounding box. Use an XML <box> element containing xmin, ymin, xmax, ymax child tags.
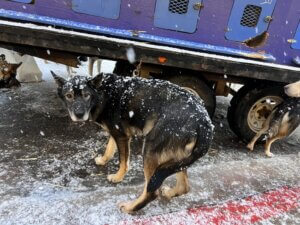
<box><xmin>126</xmin><ymin>47</ymin><xmax>136</xmax><ymax>64</ymax></box>
<box><xmin>40</xmin><ymin>131</ymin><xmax>45</xmax><ymax>136</ymax></box>
<box><xmin>129</xmin><ymin>111</ymin><xmax>134</xmax><ymax>118</ymax></box>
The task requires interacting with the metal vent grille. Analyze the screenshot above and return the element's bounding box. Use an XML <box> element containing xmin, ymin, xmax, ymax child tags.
<box><xmin>240</xmin><ymin>5</ymin><xmax>262</xmax><ymax>27</ymax></box>
<box><xmin>168</xmin><ymin>0</ymin><xmax>189</xmax><ymax>14</ymax></box>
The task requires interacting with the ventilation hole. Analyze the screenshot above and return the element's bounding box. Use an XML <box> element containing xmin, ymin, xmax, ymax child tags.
<box><xmin>168</xmin><ymin>0</ymin><xmax>189</xmax><ymax>14</ymax></box>
<box><xmin>240</xmin><ymin>5</ymin><xmax>262</xmax><ymax>27</ymax></box>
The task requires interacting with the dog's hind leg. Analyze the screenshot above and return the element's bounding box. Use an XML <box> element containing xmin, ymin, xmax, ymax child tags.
<box><xmin>119</xmin><ymin>158</ymin><xmax>158</xmax><ymax>213</ymax></box>
<box><xmin>161</xmin><ymin>169</ymin><xmax>190</xmax><ymax>200</ymax></box>
<box><xmin>264</xmin><ymin>136</ymin><xmax>280</xmax><ymax>157</ymax></box>
<box><xmin>88</xmin><ymin>57</ymin><xmax>95</xmax><ymax>76</ymax></box>
<box><xmin>96</xmin><ymin>59</ymin><xmax>102</xmax><ymax>74</ymax></box>
<box><xmin>95</xmin><ymin>136</ymin><xmax>116</xmax><ymax>166</ymax></box>
<box><xmin>247</xmin><ymin>118</ymin><xmax>271</xmax><ymax>151</ymax></box>
<box><xmin>107</xmin><ymin>137</ymin><xmax>130</xmax><ymax>183</ymax></box>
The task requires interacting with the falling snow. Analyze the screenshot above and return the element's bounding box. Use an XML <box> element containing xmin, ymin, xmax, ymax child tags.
<box><xmin>129</xmin><ymin>111</ymin><xmax>134</xmax><ymax>118</ymax></box>
<box><xmin>126</xmin><ymin>47</ymin><xmax>136</xmax><ymax>64</ymax></box>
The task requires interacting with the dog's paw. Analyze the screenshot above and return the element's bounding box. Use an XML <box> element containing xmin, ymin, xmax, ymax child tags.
<box><xmin>107</xmin><ymin>173</ymin><xmax>123</xmax><ymax>183</ymax></box>
<box><xmin>160</xmin><ymin>186</ymin><xmax>173</xmax><ymax>200</ymax></box>
<box><xmin>94</xmin><ymin>155</ymin><xmax>106</xmax><ymax>166</ymax></box>
<box><xmin>118</xmin><ymin>201</ymin><xmax>134</xmax><ymax>214</ymax></box>
<box><xmin>246</xmin><ymin>143</ymin><xmax>254</xmax><ymax>151</ymax></box>
<box><xmin>266</xmin><ymin>152</ymin><xmax>274</xmax><ymax>158</ymax></box>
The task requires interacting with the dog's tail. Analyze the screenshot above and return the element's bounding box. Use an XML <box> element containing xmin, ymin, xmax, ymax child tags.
<box><xmin>147</xmin><ymin>122</ymin><xmax>213</xmax><ymax>192</ymax></box>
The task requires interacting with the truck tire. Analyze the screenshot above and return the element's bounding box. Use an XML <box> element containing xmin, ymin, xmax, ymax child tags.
<box><xmin>167</xmin><ymin>75</ymin><xmax>216</xmax><ymax>118</ymax></box>
<box><xmin>227</xmin><ymin>83</ymin><xmax>286</xmax><ymax>142</ymax></box>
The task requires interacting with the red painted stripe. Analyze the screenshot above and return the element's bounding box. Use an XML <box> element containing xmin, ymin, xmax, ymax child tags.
<box><xmin>120</xmin><ymin>186</ymin><xmax>300</xmax><ymax>225</ymax></box>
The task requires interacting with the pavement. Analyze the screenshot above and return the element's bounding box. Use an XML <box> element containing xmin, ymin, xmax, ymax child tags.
<box><xmin>0</xmin><ymin>64</ymin><xmax>299</xmax><ymax>225</ymax></box>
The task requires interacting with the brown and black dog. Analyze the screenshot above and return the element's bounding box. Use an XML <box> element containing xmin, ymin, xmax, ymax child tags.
<box><xmin>247</xmin><ymin>81</ymin><xmax>300</xmax><ymax>157</ymax></box>
<box><xmin>52</xmin><ymin>72</ymin><xmax>214</xmax><ymax>213</ymax></box>
<box><xmin>0</xmin><ymin>55</ymin><xmax>22</xmax><ymax>89</ymax></box>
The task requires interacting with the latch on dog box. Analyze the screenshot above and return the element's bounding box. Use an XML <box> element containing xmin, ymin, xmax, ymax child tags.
<box><xmin>193</xmin><ymin>3</ymin><xmax>204</xmax><ymax>10</ymax></box>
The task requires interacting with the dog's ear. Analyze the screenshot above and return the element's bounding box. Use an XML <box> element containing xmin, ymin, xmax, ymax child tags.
<box><xmin>51</xmin><ymin>71</ymin><xmax>66</xmax><ymax>87</ymax></box>
<box><xmin>88</xmin><ymin>73</ymin><xmax>103</xmax><ymax>88</ymax></box>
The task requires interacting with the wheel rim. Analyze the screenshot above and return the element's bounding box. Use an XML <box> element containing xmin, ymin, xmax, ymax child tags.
<box><xmin>183</xmin><ymin>87</ymin><xmax>199</xmax><ymax>97</ymax></box>
<box><xmin>247</xmin><ymin>96</ymin><xmax>283</xmax><ymax>133</ymax></box>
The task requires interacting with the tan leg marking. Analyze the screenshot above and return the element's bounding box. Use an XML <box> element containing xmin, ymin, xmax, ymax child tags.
<box><xmin>161</xmin><ymin>170</ymin><xmax>190</xmax><ymax>200</ymax></box>
<box><xmin>107</xmin><ymin>137</ymin><xmax>130</xmax><ymax>183</ymax></box>
<box><xmin>95</xmin><ymin>136</ymin><xmax>117</xmax><ymax>166</ymax></box>
<box><xmin>119</xmin><ymin>159</ymin><xmax>157</xmax><ymax>213</ymax></box>
<box><xmin>247</xmin><ymin>116</ymin><xmax>271</xmax><ymax>151</ymax></box>
<box><xmin>264</xmin><ymin>113</ymin><xmax>290</xmax><ymax>157</ymax></box>
<box><xmin>264</xmin><ymin>136</ymin><xmax>281</xmax><ymax>157</ymax></box>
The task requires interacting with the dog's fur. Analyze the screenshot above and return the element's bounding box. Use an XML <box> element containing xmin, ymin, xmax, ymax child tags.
<box><xmin>0</xmin><ymin>56</ymin><xmax>22</xmax><ymax>89</ymax></box>
<box><xmin>285</xmin><ymin>80</ymin><xmax>300</xmax><ymax>97</ymax></box>
<box><xmin>52</xmin><ymin>72</ymin><xmax>213</xmax><ymax>213</ymax></box>
<box><xmin>247</xmin><ymin>81</ymin><xmax>300</xmax><ymax>157</ymax></box>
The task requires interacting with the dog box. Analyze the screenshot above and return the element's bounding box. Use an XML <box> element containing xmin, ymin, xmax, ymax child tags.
<box><xmin>72</xmin><ymin>0</ymin><xmax>121</xmax><ymax>19</ymax></box>
<box><xmin>225</xmin><ymin>0</ymin><xmax>277</xmax><ymax>42</ymax></box>
<box><xmin>291</xmin><ymin>22</ymin><xmax>300</xmax><ymax>49</ymax></box>
<box><xmin>9</xmin><ymin>0</ymin><xmax>33</xmax><ymax>3</ymax></box>
<box><xmin>154</xmin><ymin>0</ymin><xmax>203</xmax><ymax>33</ymax></box>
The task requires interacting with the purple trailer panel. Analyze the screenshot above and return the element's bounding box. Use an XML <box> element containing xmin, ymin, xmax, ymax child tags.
<box><xmin>0</xmin><ymin>0</ymin><xmax>299</xmax><ymax>66</ymax></box>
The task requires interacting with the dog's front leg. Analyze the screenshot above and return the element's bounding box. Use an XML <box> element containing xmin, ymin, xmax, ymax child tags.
<box><xmin>95</xmin><ymin>136</ymin><xmax>116</xmax><ymax>166</ymax></box>
<box><xmin>107</xmin><ymin>137</ymin><xmax>130</xmax><ymax>183</ymax></box>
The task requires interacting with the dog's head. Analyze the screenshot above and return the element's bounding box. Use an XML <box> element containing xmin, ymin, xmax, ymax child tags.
<box><xmin>51</xmin><ymin>71</ymin><xmax>103</xmax><ymax>122</ymax></box>
<box><xmin>285</xmin><ymin>81</ymin><xmax>300</xmax><ymax>97</ymax></box>
<box><xmin>0</xmin><ymin>62</ymin><xmax>22</xmax><ymax>88</ymax></box>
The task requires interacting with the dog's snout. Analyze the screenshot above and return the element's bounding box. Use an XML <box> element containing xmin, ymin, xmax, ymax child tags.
<box><xmin>75</xmin><ymin>111</ymin><xmax>85</xmax><ymax>118</ymax></box>
<box><xmin>73</xmin><ymin>102</ymin><xmax>86</xmax><ymax>118</ymax></box>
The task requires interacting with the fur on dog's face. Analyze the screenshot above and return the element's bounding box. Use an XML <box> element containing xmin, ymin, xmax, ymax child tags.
<box><xmin>51</xmin><ymin>71</ymin><xmax>103</xmax><ymax>122</ymax></box>
<box><xmin>285</xmin><ymin>81</ymin><xmax>300</xmax><ymax>97</ymax></box>
<box><xmin>0</xmin><ymin>62</ymin><xmax>22</xmax><ymax>88</ymax></box>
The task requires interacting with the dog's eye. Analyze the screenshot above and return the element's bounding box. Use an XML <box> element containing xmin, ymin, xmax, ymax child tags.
<box><xmin>65</xmin><ymin>93</ymin><xmax>73</xmax><ymax>100</ymax></box>
<box><xmin>83</xmin><ymin>93</ymin><xmax>90</xmax><ymax>99</ymax></box>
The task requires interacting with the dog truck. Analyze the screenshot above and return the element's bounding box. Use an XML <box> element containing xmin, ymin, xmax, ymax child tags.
<box><xmin>0</xmin><ymin>0</ymin><xmax>299</xmax><ymax>142</ymax></box>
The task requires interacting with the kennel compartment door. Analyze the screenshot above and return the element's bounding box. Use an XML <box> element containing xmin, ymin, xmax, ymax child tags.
<box><xmin>154</xmin><ymin>0</ymin><xmax>203</xmax><ymax>33</ymax></box>
<box><xmin>8</xmin><ymin>0</ymin><xmax>33</xmax><ymax>3</ymax></box>
<box><xmin>291</xmin><ymin>23</ymin><xmax>300</xmax><ymax>49</ymax></box>
<box><xmin>72</xmin><ymin>0</ymin><xmax>121</xmax><ymax>19</ymax></box>
<box><xmin>225</xmin><ymin>0</ymin><xmax>277</xmax><ymax>42</ymax></box>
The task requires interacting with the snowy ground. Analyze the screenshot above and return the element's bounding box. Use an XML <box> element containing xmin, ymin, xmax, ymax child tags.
<box><xmin>0</xmin><ymin>61</ymin><xmax>299</xmax><ymax>225</ymax></box>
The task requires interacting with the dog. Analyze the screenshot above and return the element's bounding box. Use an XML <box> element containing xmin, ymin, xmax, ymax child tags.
<box><xmin>52</xmin><ymin>71</ymin><xmax>214</xmax><ymax>213</ymax></box>
<box><xmin>247</xmin><ymin>81</ymin><xmax>300</xmax><ymax>157</ymax></box>
<box><xmin>88</xmin><ymin>57</ymin><xmax>102</xmax><ymax>76</ymax></box>
<box><xmin>0</xmin><ymin>55</ymin><xmax>22</xmax><ymax>89</ymax></box>
<box><xmin>285</xmin><ymin>80</ymin><xmax>300</xmax><ymax>97</ymax></box>
<box><xmin>65</xmin><ymin>56</ymin><xmax>102</xmax><ymax>77</ymax></box>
